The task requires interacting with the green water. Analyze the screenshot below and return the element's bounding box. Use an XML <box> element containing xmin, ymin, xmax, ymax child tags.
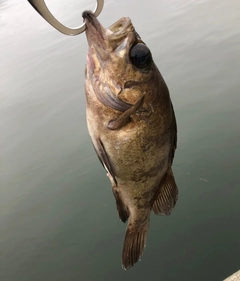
<box><xmin>1</xmin><ymin>0</ymin><xmax>240</xmax><ymax>280</ymax></box>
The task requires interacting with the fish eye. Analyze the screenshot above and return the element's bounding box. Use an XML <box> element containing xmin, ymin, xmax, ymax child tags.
<box><xmin>130</xmin><ymin>43</ymin><xmax>152</xmax><ymax>69</ymax></box>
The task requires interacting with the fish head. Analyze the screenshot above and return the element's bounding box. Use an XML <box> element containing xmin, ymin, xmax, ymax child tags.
<box><xmin>83</xmin><ymin>11</ymin><xmax>162</xmax><ymax>105</ymax></box>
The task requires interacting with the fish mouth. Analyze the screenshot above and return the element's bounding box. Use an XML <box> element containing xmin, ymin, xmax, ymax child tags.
<box><xmin>82</xmin><ymin>10</ymin><xmax>106</xmax><ymax>41</ymax></box>
<box><xmin>82</xmin><ymin>10</ymin><xmax>110</xmax><ymax>62</ymax></box>
<box><xmin>82</xmin><ymin>10</ymin><xmax>137</xmax><ymax>58</ymax></box>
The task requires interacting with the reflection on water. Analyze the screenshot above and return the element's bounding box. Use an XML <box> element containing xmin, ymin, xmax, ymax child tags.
<box><xmin>1</xmin><ymin>0</ymin><xmax>240</xmax><ymax>280</ymax></box>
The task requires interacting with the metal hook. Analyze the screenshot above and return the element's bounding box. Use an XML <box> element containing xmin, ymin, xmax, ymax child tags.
<box><xmin>27</xmin><ymin>0</ymin><xmax>104</xmax><ymax>36</ymax></box>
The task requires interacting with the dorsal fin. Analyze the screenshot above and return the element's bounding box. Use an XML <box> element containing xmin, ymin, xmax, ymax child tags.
<box><xmin>152</xmin><ymin>167</ymin><xmax>178</xmax><ymax>215</ymax></box>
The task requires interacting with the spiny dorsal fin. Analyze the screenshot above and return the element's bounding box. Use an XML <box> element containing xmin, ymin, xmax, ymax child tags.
<box><xmin>152</xmin><ymin>167</ymin><xmax>178</xmax><ymax>215</ymax></box>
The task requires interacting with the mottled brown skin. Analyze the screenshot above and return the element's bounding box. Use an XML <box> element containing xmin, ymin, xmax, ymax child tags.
<box><xmin>83</xmin><ymin>11</ymin><xmax>178</xmax><ymax>269</ymax></box>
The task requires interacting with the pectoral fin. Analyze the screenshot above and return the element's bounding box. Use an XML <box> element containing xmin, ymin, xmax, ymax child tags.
<box><xmin>95</xmin><ymin>84</ymin><xmax>132</xmax><ymax>112</ymax></box>
<box><xmin>152</xmin><ymin>167</ymin><xmax>178</xmax><ymax>215</ymax></box>
<box><xmin>107</xmin><ymin>94</ymin><xmax>145</xmax><ymax>130</ymax></box>
<box><xmin>93</xmin><ymin>138</ymin><xmax>117</xmax><ymax>186</ymax></box>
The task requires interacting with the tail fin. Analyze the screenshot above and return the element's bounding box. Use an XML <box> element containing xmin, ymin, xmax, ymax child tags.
<box><xmin>122</xmin><ymin>218</ymin><xmax>149</xmax><ymax>270</ymax></box>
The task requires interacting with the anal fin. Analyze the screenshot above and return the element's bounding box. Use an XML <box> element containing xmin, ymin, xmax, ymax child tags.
<box><xmin>152</xmin><ymin>167</ymin><xmax>178</xmax><ymax>215</ymax></box>
<box><xmin>112</xmin><ymin>188</ymin><xmax>129</xmax><ymax>223</ymax></box>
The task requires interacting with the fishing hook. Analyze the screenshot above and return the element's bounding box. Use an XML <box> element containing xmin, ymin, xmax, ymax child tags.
<box><xmin>27</xmin><ymin>0</ymin><xmax>104</xmax><ymax>35</ymax></box>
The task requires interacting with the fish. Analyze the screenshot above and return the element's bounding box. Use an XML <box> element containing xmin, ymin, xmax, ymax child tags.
<box><xmin>82</xmin><ymin>10</ymin><xmax>178</xmax><ymax>270</ymax></box>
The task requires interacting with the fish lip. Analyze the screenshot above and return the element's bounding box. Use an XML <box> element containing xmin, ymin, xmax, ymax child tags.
<box><xmin>83</xmin><ymin>10</ymin><xmax>109</xmax><ymax>62</ymax></box>
<box><xmin>108</xmin><ymin>18</ymin><xmax>134</xmax><ymax>37</ymax></box>
<box><xmin>82</xmin><ymin>11</ymin><xmax>136</xmax><ymax>50</ymax></box>
<box><xmin>82</xmin><ymin>10</ymin><xmax>106</xmax><ymax>40</ymax></box>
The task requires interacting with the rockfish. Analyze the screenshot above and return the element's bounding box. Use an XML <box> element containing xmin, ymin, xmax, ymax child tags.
<box><xmin>83</xmin><ymin>11</ymin><xmax>178</xmax><ymax>270</ymax></box>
